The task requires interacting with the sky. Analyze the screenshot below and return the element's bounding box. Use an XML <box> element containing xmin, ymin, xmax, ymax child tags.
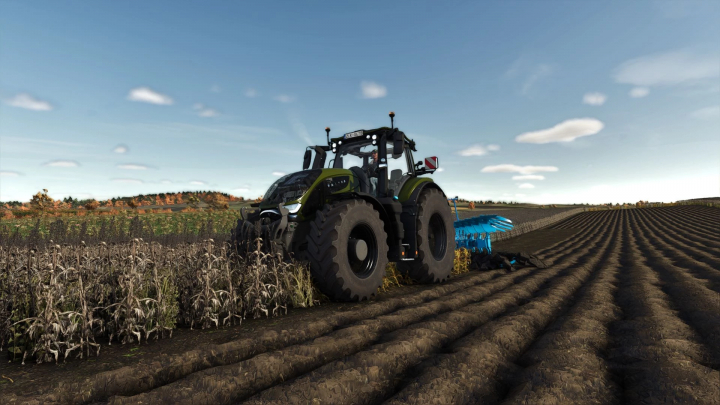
<box><xmin>1</xmin><ymin>0</ymin><xmax>719</xmax><ymax>204</ymax></box>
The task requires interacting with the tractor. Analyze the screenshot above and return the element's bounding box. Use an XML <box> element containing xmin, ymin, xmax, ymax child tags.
<box><xmin>232</xmin><ymin>112</ymin><xmax>462</xmax><ymax>301</ymax></box>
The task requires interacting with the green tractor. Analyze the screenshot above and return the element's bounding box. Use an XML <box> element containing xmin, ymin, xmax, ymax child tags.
<box><xmin>231</xmin><ymin>112</ymin><xmax>454</xmax><ymax>301</ymax></box>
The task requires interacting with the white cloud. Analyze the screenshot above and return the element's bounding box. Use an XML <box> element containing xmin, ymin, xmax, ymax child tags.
<box><xmin>515</xmin><ymin>193</ymin><xmax>526</xmax><ymax>198</ymax></box>
<box><xmin>245</xmin><ymin>88</ymin><xmax>258</xmax><ymax>98</ymax></box>
<box><xmin>457</xmin><ymin>144</ymin><xmax>501</xmax><ymax>157</ymax></box>
<box><xmin>515</xmin><ymin>118</ymin><xmax>604</xmax><ymax>144</ymax></box>
<box><xmin>629</xmin><ymin>87</ymin><xmax>650</xmax><ymax>98</ymax></box>
<box><xmin>582</xmin><ymin>92</ymin><xmax>607</xmax><ymax>106</ymax></box>
<box><xmin>210</xmin><ymin>84</ymin><xmax>221</xmax><ymax>93</ymax></box>
<box><xmin>274</xmin><ymin>94</ymin><xmax>296</xmax><ymax>103</ymax></box>
<box><xmin>117</xmin><ymin>164</ymin><xmax>149</xmax><ymax>170</ymax></box>
<box><xmin>44</xmin><ymin>160</ymin><xmax>80</xmax><ymax>167</ymax></box>
<box><xmin>113</xmin><ymin>144</ymin><xmax>128</xmax><ymax>154</ymax></box>
<box><xmin>614</xmin><ymin>50</ymin><xmax>720</xmax><ymax>87</ymax></box>
<box><xmin>161</xmin><ymin>180</ymin><xmax>172</xmax><ymax>184</ymax></box>
<box><xmin>481</xmin><ymin>164</ymin><xmax>558</xmax><ymax>175</ymax></box>
<box><xmin>193</xmin><ymin>103</ymin><xmax>219</xmax><ymax>117</ymax></box>
<box><xmin>0</xmin><ymin>171</ymin><xmax>22</xmax><ymax>177</ymax></box>
<box><xmin>518</xmin><ymin>183</ymin><xmax>535</xmax><ymax>189</ymax></box>
<box><xmin>127</xmin><ymin>87</ymin><xmax>174</xmax><ymax>105</ymax></box>
<box><xmin>112</xmin><ymin>178</ymin><xmax>144</xmax><ymax>184</ymax></box>
<box><xmin>272</xmin><ymin>171</ymin><xmax>286</xmax><ymax>177</ymax></box>
<box><xmin>233</xmin><ymin>188</ymin><xmax>249</xmax><ymax>193</ymax></box>
<box><xmin>690</xmin><ymin>105</ymin><xmax>720</xmax><ymax>120</ymax></box>
<box><xmin>360</xmin><ymin>81</ymin><xmax>387</xmax><ymax>99</ymax></box>
<box><xmin>512</xmin><ymin>175</ymin><xmax>545</xmax><ymax>180</ymax></box>
<box><xmin>190</xmin><ymin>180</ymin><xmax>207</xmax><ymax>186</ymax></box>
<box><xmin>198</xmin><ymin>108</ymin><xmax>219</xmax><ymax>117</ymax></box>
<box><xmin>4</xmin><ymin>93</ymin><xmax>53</xmax><ymax>111</ymax></box>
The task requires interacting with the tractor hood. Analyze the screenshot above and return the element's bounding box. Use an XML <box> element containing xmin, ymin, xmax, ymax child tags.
<box><xmin>259</xmin><ymin>168</ymin><xmax>353</xmax><ymax>210</ymax></box>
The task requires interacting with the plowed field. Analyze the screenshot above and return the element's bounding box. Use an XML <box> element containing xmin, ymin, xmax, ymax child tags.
<box><xmin>3</xmin><ymin>206</ymin><xmax>719</xmax><ymax>404</ymax></box>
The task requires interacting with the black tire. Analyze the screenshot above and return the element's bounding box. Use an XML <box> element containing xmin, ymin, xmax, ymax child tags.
<box><xmin>307</xmin><ymin>200</ymin><xmax>389</xmax><ymax>301</ymax></box>
<box><xmin>229</xmin><ymin>219</ymin><xmax>256</xmax><ymax>257</ymax></box>
<box><xmin>398</xmin><ymin>188</ymin><xmax>454</xmax><ymax>283</ymax></box>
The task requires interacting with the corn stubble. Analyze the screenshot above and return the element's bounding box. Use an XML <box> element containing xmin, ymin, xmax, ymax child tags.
<box><xmin>0</xmin><ymin>236</ymin><xmax>317</xmax><ymax>364</ymax></box>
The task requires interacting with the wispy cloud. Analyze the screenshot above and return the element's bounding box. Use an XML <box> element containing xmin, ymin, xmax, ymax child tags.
<box><xmin>272</xmin><ymin>171</ymin><xmax>286</xmax><ymax>176</ymax></box>
<box><xmin>4</xmin><ymin>93</ymin><xmax>53</xmax><ymax>111</ymax></box>
<box><xmin>614</xmin><ymin>50</ymin><xmax>720</xmax><ymax>87</ymax></box>
<box><xmin>43</xmin><ymin>160</ymin><xmax>80</xmax><ymax>167</ymax></box>
<box><xmin>289</xmin><ymin>115</ymin><xmax>314</xmax><ymax>145</ymax></box>
<box><xmin>512</xmin><ymin>175</ymin><xmax>545</xmax><ymax>180</ymax></box>
<box><xmin>193</xmin><ymin>103</ymin><xmax>220</xmax><ymax>117</ymax></box>
<box><xmin>161</xmin><ymin>180</ymin><xmax>172</xmax><ymax>184</ymax></box>
<box><xmin>274</xmin><ymin>94</ymin><xmax>296</xmax><ymax>103</ymax></box>
<box><xmin>117</xmin><ymin>164</ymin><xmax>150</xmax><ymax>170</ymax></box>
<box><xmin>113</xmin><ymin>144</ymin><xmax>128</xmax><ymax>154</ymax></box>
<box><xmin>504</xmin><ymin>57</ymin><xmax>555</xmax><ymax>96</ymax></box>
<box><xmin>190</xmin><ymin>180</ymin><xmax>207</xmax><ymax>186</ymax></box>
<box><xmin>112</xmin><ymin>178</ymin><xmax>143</xmax><ymax>184</ymax></box>
<box><xmin>515</xmin><ymin>118</ymin><xmax>604</xmax><ymax>144</ymax></box>
<box><xmin>127</xmin><ymin>87</ymin><xmax>174</xmax><ymax>105</ymax></box>
<box><xmin>515</xmin><ymin>193</ymin><xmax>526</xmax><ymax>198</ymax></box>
<box><xmin>481</xmin><ymin>164</ymin><xmax>558</xmax><ymax>175</ymax></box>
<box><xmin>360</xmin><ymin>81</ymin><xmax>387</xmax><ymax>99</ymax></box>
<box><xmin>690</xmin><ymin>105</ymin><xmax>720</xmax><ymax>120</ymax></box>
<box><xmin>457</xmin><ymin>144</ymin><xmax>501</xmax><ymax>157</ymax></box>
<box><xmin>245</xmin><ymin>88</ymin><xmax>258</xmax><ymax>98</ymax></box>
<box><xmin>582</xmin><ymin>92</ymin><xmax>607</xmax><ymax>106</ymax></box>
<box><xmin>435</xmin><ymin>167</ymin><xmax>445</xmax><ymax>172</ymax></box>
<box><xmin>210</xmin><ymin>84</ymin><xmax>221</xmax><ymax>93</ymax></box>
<box><xmin>629</xmin><ymin>87</ymin><xmax>650</xmax><ymax>98</ymax></box>
<box><xmin>0</xmin><ymin>171</ymin><xmax>22</xmax><ymax>177</ymax></box>
<box><xmin>518</xmin><ymin>183</ymin><xmax>535</xmax><ymax>189</ymax></box>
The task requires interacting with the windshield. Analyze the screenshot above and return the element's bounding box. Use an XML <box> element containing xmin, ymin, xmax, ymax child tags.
<box><xmin>332</xmin><ymin>144</ymin><xmax>377</xmax><ymax>170</ymax></box>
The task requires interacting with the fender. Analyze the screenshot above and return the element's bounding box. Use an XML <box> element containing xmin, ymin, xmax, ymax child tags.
<box><xmin>400</xmin><ymin>181</ymin><xmax>447</xmax><ymax>255</ymax></box>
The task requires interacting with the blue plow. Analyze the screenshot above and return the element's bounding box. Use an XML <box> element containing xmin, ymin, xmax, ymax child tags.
<box><xmin>451</xmin><ymin>197</ymin><xmax>514</xmax><ymax>254</ymax></box>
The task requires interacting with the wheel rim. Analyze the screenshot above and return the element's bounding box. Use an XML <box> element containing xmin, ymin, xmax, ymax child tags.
<box><xmin>428</xmin><ymin>213</ymin><xmax>447</xmax><ymax>261</ymax></box>
<box><xmin>347</xmin><ymin>222</ymin><xmax>378</xmax><ymax>278</ymax></box>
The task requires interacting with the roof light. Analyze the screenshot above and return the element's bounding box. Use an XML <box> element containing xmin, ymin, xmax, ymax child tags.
<box><xmin>372</xmin><ymin>140</ymin><xmax>376</xmax><ymax>145</ymax></box>
<box><xmin>338</xmin><ymin>141</ymin><xmax>342</xmax><ymax>145</ymax></box>
<box><xmin>366</xmin><ymin>135</ymin><xmax>371</xmax><ymax>139</ymax></box>
<box><xmin>332</xmin><ymin>142</ymin><xmax>337</xmax><ymax>148</ymax></box>
<box><xmin>372</xmin><ymin>135</ymin><xmax>377</xmax><ymax>140</ymax></box>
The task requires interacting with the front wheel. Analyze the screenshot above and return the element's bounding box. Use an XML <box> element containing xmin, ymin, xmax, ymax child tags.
<box><xmin>398</xmin><ymin>188</ymin><xmax>455</xmax><ymax>283</ymax></box>
<box><xmin>306</xmin><ymin>200</ymin><xmax>389</xmax><ymax>301</ymax></box>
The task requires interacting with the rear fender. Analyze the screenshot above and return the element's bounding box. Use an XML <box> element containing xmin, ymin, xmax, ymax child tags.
<box><xmin>400</xmin><ymin>181</ymin><xmax>447</xmax><ymax>254</ymax></box>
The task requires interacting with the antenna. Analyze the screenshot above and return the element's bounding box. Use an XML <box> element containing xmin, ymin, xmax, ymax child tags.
<box><xmin>389</xmin><ymin>111</ymin><xmax>395</xmax><ymax>129</ymax></box>
<box><xmin>325</xmin><ymin>127</ymin><xmax>331</xmax><ymax>145</ymax></box>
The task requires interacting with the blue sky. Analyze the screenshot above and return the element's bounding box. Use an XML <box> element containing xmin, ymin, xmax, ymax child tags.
<box><xmin>1</xmin><ymin>0</ymin><xmax>718</xmax><ymax>204</ymax></box>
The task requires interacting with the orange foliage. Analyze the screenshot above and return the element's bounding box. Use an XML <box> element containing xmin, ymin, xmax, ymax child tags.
<box><xmin>2</xmin><ymin>210</ymin><xmax>14</xmax><ymax>219</ymax></box>
<box><xmin>468</xmin><ymin>201</ymin><xmax>476</xmax><ymax>209</ymax></box>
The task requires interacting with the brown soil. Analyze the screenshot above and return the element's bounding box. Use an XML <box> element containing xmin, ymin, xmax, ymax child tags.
<box><xmin>2</xmin><ymin>206</ymin><xmax>718</xmax><ymax>405</ymax></box>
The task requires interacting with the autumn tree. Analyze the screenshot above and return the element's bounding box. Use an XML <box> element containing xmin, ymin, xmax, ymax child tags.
<box><xmin>468</xmin><ymin>201</ymin><xmax>476</xmax><ymax>209</ymax></box>
<box><xmin>186</xmin><ymin>194</ymin><xmax>200</xmax><ymax>209</ymax></box>
<box><xmin>84</xmin><ymin>200</ymin><xmax>100</xmax><ymax>211</ymax></box>
<box><xmin>30</xmin><ymin>189</ymin><xmax>54</xmax><ymax>214</ymax></box>
<box><xmin>127</xmin><ymin>198</ymin><xmax>139</xmax><ymax>210</ymax></box>
<box><xmin>206</xmin><ymin>193</ymin><xmax>229</xmax><ymax>210</ymax></box>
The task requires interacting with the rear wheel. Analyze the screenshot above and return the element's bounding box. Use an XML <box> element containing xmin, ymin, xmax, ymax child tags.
<box><xmin>307</xmin><ymin>200</ymin><xmax>388</xmax><ymax>301</ymax></box>
<box><xmin>398</xmin><ymin>188</ymin><xmax>454</xmax><ymax>283</ymax></box>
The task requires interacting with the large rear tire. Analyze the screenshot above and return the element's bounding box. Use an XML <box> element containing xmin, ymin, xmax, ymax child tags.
<box><xmin>398</xmin><ymin>188</ymin><xmax>454</xmax><ymax>283</ymax></box>
<box><xmin>307</xmin><ymin>200</ymin><xmax>389</xmax><ymax>301</ymax></box>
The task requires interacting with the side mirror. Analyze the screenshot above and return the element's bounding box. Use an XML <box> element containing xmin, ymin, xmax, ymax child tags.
<box><xmin>392</xmin><ymin>130</ymin><xmax>404</xmax><ymax>158</ymax></box>
<box><xmin>303</xmin><ymin>150</ymin><xmax>312</xmax><ymax>170</ymax></box>
<box><xmin>415</xmin><ymin>160</ymin><xmax>423</xmax><ymax>169</ymax></box>
<box><xmin>424</xmin><ymin>156</ymin><xmax>439</xmax><ymax>171</ymax></box>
